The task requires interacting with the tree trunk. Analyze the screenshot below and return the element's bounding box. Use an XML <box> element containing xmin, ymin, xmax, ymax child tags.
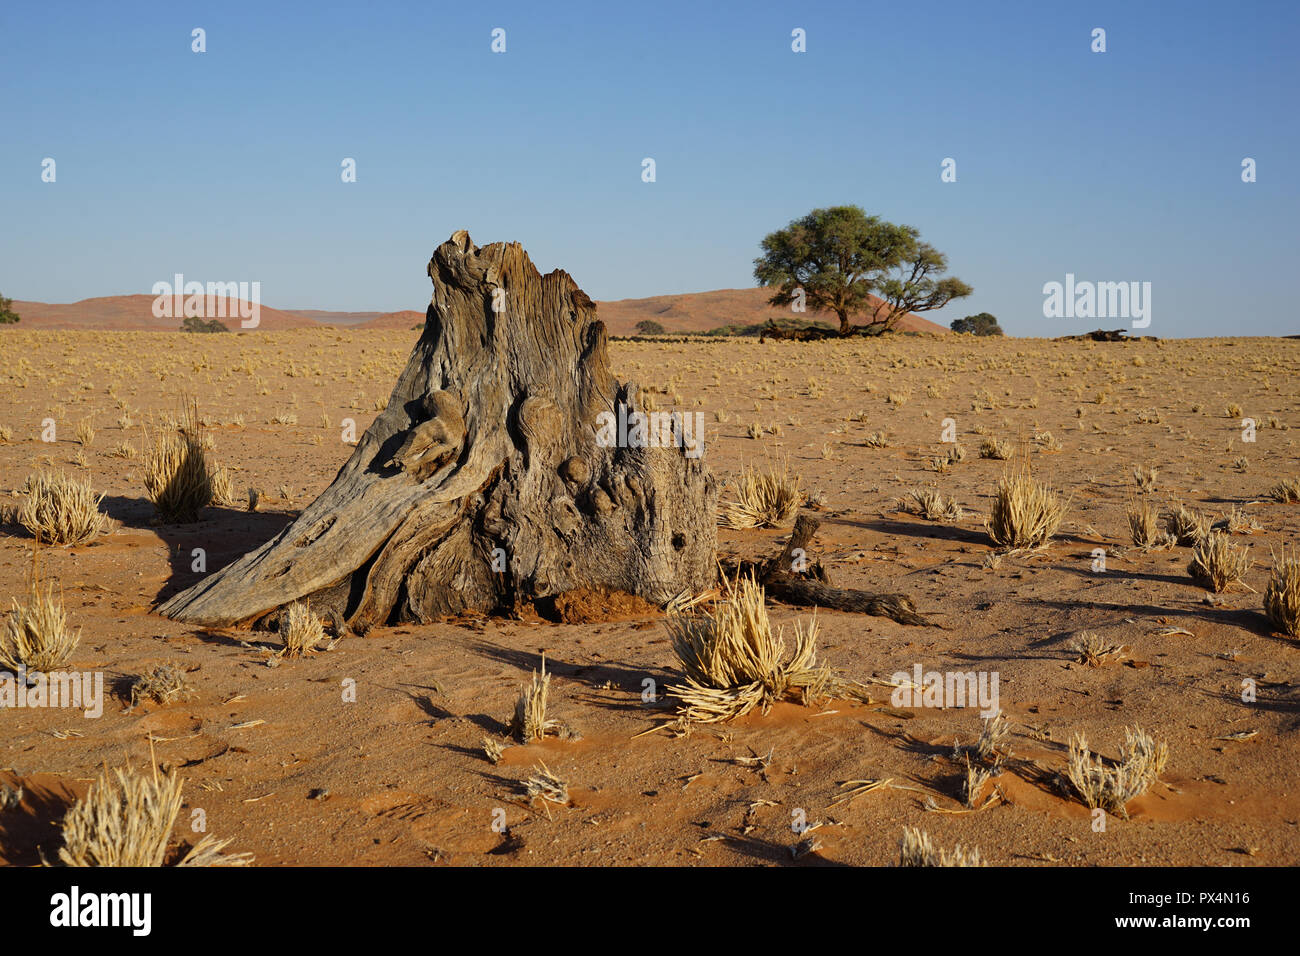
<box><xmin>159</xmin><ymin>231</ymin><xmax>718</xmax><ymax>631</ymax></box>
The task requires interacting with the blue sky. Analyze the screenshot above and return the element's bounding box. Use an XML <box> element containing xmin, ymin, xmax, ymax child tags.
<box><xmin>2</xmin><ymin>0</ymin><xmax>1297</xmax><ymax>335</ymax></box>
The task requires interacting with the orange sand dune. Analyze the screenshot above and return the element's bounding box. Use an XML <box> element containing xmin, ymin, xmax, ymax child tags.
<box><xmin>590</xmin><ymin>287</ymin><xmax>950</xmax><ymax>336</ymax></box>
<box><xmin>9</xmin><ymin>295</ymin><xmax>320</xmax><ymax>331</ymax></box>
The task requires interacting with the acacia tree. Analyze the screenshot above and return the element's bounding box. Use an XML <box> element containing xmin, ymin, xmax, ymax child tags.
<box><xmin>951</xmin><ymin>312</ymin><xmax>1003</xmax><ymax>336</ymax></box>
<box><xmin>0</xmin><ymin>294</ymin><xmax>20</xmax><ymax>324</ymax></box>
<box><xmin>754</xmin><ymin>206</ymin><xmax>971</xmax><ymax>335</ymax></box>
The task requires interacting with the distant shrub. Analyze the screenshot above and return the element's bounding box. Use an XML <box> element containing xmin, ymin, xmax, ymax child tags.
<box><xmin>180</xmin><ymin>316</ymin><xmax>228</xmax><ymax>333</ymax></box>
<box><xmin>634</xmin><ymin>320</ymin><xmax>667</xmax><ymax>335</ymax></box>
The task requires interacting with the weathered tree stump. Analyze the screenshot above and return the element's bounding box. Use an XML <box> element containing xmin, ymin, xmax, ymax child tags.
<box><xmin>160</xmin><ymin>231</ymin><xmax>718</xmax><ymax>631</ymax></box>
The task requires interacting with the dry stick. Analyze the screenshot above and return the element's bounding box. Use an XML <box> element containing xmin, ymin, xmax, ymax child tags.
<box><xmin>758</xmin><ymin>514</ymin><xmax>937</xmax><ymax>627</ymax></box>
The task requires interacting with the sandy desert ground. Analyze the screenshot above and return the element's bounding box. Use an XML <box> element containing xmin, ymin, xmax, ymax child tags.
<box><xmin>0</xmin><ymin>328</ymin><xmax>1297</xmax><ymax>866</ymax></box>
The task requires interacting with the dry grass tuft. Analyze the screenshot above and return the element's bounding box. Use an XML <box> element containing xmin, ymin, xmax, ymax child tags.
<box><xmin>720</xmin><ymin>462</ymin><xmax>801</xmax><ymax>529</ymax></box>
<box><xmin>143</xmin><ymin>401</ymin><xmax>213</xmax><ymax>523</ymax></box>
<box><xmin>1165</xmin><ymin>503</ymin><xmax>1211</xmax><ymax>546</ymax></box>
<box><xmin>898</xmin><ymin>826</ymin><xmax>984</xmax><ymax>867</ymax></box>
<box><xmin>1126</xmin><ymin>498</ymin><xmax>1163</xmax><ymax>548</ymax></box>
<box><xmin>979</xmin><ymin>437</ymin><xmax>1012</xmax><ymax>460</ymax></box>
<box><xmin>209</xmin><ymin>466</ymin><xmax>235</xmax><ymax>506</ymax></box>
<box><xmin>664</xmin><ymin>575</ymin><xmax>856</xmax><ymax>725</ymax></box>
<box><xmin>507</xmin><ymin>656</ymin><xmax>564</xmax><ymax>742</ymax></box>
<box><xmin>1132</xmin><ymin>464</ymin><xmax>1158</xmax><ymax>493</ymax></box>
<box><xmin>1065</xmin><ymin>727</ymin><xmax>1168</xmax><ymax>818</ymax></box>
<box><xmin>899</xmin><ymin>487</ymin><xmax>964</xmax><ymax>522</ymax></box>
<box><xmin>279</xmin><ymin>602</ymin><xmax>333</xmax><ymax>657</ymax></box>
<box><xmin>1264</xmin><ymin>548</ymin><xmax>1300</xmax><ymax>637</ymax></box>
<box><xmin>1</xmin><ymin>557</ymin><xmax>80</xmax><ymax>673</ymax></box>
<box><xmin>1187</xmin><ymin>532</ymin><xmax>1251</xmax><ymax>592</ymax></box>
<box><xmin>1070</xmin><ymin>631</ymin><xmax>1127</xmax><ymax>667</ymax></box>
<box><xmin>17</xmin><ymin>471</ymin><xmax>107</xmax><ymax>546</ymax></box>
<box><xmin>58</xmin><ymin>765</ymin><xmax>251</xmax><ymax>867</ymax></box>
<box><xmin>522</xmin><ymin>763</ymin><xmax>569</xmax><ymax>807</ymax></box>
<box><xmin>130</xmin><ymin>662</ymin><xmax>196</xmax><ymax>707</ymax></box>
<box><xmin>1269</xmin><ymin>477</ymin><xmax>1300</xmax><ymax>503</ymax></box>
<box><xmin>987</xmin><ymin>461</ymin><xmax>1069</xmax><ymax>550</ymax></box>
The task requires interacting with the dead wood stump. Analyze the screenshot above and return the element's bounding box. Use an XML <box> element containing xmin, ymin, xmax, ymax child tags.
<box><xmin>160</xmin><ymin>231</ymin><xmax>718</xmax><ymax>631</ymax></box>
<box><xmin>755</xmin><ymin>514</ymin><xmax>936</xmax><ymax>627</ymax></box>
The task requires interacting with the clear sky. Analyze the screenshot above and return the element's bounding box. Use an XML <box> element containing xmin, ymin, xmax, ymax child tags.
<box><xmin>2</xmin><ymin>0</ymin><xmax>1297</xmax><ymax>335</ymax></box>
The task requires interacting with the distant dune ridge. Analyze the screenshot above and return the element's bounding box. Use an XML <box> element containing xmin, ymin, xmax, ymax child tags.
<box><xmin>9</xmin><ymin>295</ymin><xmax>318</xmax><ymax>330</ymax></box>
<box><xmin>591</xmin><ymin>287</ymin><xmax>948</xmax><ymax>336</ymax></box>
<box><xmin>7</xmin><ymin>287</ymin><xmax>948</xmax><ymax>335</ymax></box>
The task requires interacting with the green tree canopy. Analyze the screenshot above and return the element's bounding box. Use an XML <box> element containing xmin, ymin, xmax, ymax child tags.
<box><xmin>951</xmin><ymin>312</ymin><xmax>1003</xmax><ymax>336</ymax></box>
<box><xmin>0</xmin><ymin>294</ymin><xmax>20</xmax><ymax>324</ymax></box>
<box><xmin>634</xmin><ymin>319</ymin><xmax>666</xmax><ymax>335</ymax></box>
<box><xmin>754</xmin><ymin>206</ymin><xmax>971</xmax><ymax>335</ymax></box>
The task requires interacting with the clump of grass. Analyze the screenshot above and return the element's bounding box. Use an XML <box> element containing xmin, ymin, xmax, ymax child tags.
<box><xmin>507</xmin><ymin>656</ymin><xmax>564</xmax><ymax>742</ymax></box>
<box><xmin>720</xmin><ymin>462</ymin><xmax>801</xmax><ymax>529</ymax></box>
<box><xmin>1164</xmin><ymin>503</ymin><xmax>1211</xmax><ymax>546</ymax></box>
<box><xmin>522</xmin><ymin>763</ymin><xmax>569</xmax><ymax>807</ymax></box>
<box><xmin>279</xmin><ymin>602</ymin><xmax>334</xmax><ymax>657</ymax></box>
<box><xmin>210</xmin><ymin>466</ymin><xmax>235</xmax><ymax>506</ymax></box>
<box><xmin>143</xmin><ymin>402</ymin><xmax>213</xmax><ymax>523</ymax></box>
<box><xmin>864</xmin><ymin>430</ymin><xmax>889</xmax><ymax>448</ymax></box>
<box><xmin>962</xmin><ymin>756</ymin><xmax>994</xmax><ymax>808</ymax></box>
<box><xmin>987</xmin><ymin>462</ymin><xmax>1069</xmax><ymax>550</ymax></box>
<box><xmin>0</xmin><ymin>784</ymin><xmax>22</xmax><ymax>810</ymax></box>
<box><xmin>899</xmin><ymin>487</ymin><xmax>964</xmax><ymax>522</ymax></box>
<box><xmin>1268</xmin><ymin>477</ymin><xmax>1300</xmax><ymax>503</ymax></box>
<box><xmin>1263</xmin><ymin>548</ymin><xmax>1300</xmax><ymax>637</ymax></box>
<box><xmin>482</xmin><ymin>737</ymin><xmax>505</xmax><ymax>764</ymax></box>
<box><xmin>663</xmin><ymin>575</ymin><xmax>855</xmax><ymax>725</ymax></box>
<box><xmin>746</xmin><ymin>423</ymin><xmax>762</xmax><ymax>439</ymax></box>
<box><xmin>1127</xmin><ymin>499</ymin><xmax>1162</xmax><ymax>548</ymax></box>
<box><xmin>1188</xmin><ymin>532</ymin><xmax>1251</xmax><ymax>592</ymax></box>
<box><xmin>1065</xmin><ymin>727</ymin><xmax>1168</xmax><ymax>819</ymax></box>
<box><xmin>1219</xmin><ymin>506</ymin><xmax>1261</xmax><ymax>535</ymax></box>
<box><xmin>17</xmin><ymin>471</ymin><xmax>107</xmax><ymax>546</ymax></box>
<box><xmin>946</xmin><ymin>444</ymin><xmax>967</xmax><ymax>463</ymax></box>
<box><xmin>898</xmin><ymin>826</ymin><xmax>984</xmax><ymax>867</ymax></box>
<box><xmin>1132</xmin><ymin>464</ymin><xmax>1158</xmax><ymax>493</ymax></box>
<box><xmin>1</xmin><ymin>559</ymin><xmax>80</xmax><ymax>674</ymax></box>
<box><xmin>129</xmin><ymin>662</ymin><xmax>196</xmax><ymax>707</ymax></box>
<box><xmin>58</xmin><ymin>765</ymin><xmax>251</xmax><ymax>867</ymax></box>
<box><xmin>1070</xmin><ymin>631</ymin><xmax>1127</xmax><ymax>667</ymax></box>
<box><xmin>972</xmin><ymin>711</ymin><xmax>1010</xmax><ymax>763</ymax></box>
<box><xmin>75</xmin><ymin>418</ymin><xmax>96</xmax><ymax>447</ymax></box>
<box><xmin>979</xmin><ymin>437</ymin><xmax>1011</xmax><ymax>460</ymax></box>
